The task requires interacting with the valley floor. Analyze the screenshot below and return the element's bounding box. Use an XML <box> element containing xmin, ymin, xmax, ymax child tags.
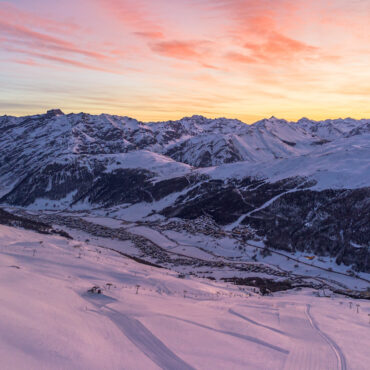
<box><xmin>0</xmin><ymin>224</ymin><xmax>369</xmax><ymax>369</ymax></box>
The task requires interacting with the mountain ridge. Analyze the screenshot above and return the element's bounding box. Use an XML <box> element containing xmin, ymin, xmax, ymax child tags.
<box><xmin>2</xmin><ymin>109</ymin><xmax>369</xmax><ymax>124</ymax></box>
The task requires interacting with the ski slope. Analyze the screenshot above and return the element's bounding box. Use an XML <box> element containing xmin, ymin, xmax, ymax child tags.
<box><xmin>0</xmin><ymin>224</ymin><xmax>369</xmax><ymax>369</ymax></box>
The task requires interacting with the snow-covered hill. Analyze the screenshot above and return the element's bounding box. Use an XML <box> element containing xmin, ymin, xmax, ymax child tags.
<box><xmin>0</xmin><ymin>224</ymin><xmax>369</xmax><ymax>369</ymax></box>
<box><xmin>0</xmin><ymin>110</ymin><xmax>369</xmax><ymax>271</ymax></box>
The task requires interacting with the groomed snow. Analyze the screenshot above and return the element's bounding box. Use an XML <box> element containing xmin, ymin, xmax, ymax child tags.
<box><xmin>1</xmin><ymin>224</ymin><xmax>369</xmax><ymax>369</ymax></box>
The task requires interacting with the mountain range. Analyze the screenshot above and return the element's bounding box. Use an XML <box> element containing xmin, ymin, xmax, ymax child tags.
<box><xmin>1</xmin><ymin>109</ymin><xmax>369</xmax><ymax>271</ymax></box>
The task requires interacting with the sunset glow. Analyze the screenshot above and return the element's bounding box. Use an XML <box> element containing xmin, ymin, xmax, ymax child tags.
<box><xmin>1</xmin><ymin>0</ymin><xmax>369</xmax><ymax>121</ymax></box>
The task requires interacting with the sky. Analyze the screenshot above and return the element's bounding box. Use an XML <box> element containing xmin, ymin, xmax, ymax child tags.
<box><xmin>1</xmin><ymin>0</ymin><xmax>369</xmax><ymax>122</ymax></box>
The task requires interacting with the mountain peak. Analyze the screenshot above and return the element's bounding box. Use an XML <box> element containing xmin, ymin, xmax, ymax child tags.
<box><xmin>46</xmin><ymin>109</ymin><xmax>64</xmax><ymax>117</ymax></box>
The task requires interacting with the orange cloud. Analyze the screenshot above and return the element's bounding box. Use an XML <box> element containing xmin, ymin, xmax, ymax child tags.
<box><xmin>244</xmin><ymin>32</ymin><xmax>318</xmax><ymax>62</ymax></box>
<box><xmin>225</xmin><ymin>52</ymin><xmax>256</xmax><ymax>64</ymax></box>
<box><xmin>197</xmin><ymin>1</ymin><xmax>322</xmax><ymax>68</ymax></box>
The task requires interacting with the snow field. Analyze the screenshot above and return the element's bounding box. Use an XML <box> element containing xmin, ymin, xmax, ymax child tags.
<box><xmin>0</xmin><ymin>224</ymin><xmax>369</xmax><ymax>369</ymax></box>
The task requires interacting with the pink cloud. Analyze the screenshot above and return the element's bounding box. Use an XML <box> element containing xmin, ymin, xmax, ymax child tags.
<box><xmin>0</xmin><ymin>20</ymin><xmax>111</xmax><ymax>61</ymax></box>
<box><xmin>94</xmin><ymin>0</ymin><xmax>164</xmax><ymax>40</ymax></box>
<box><xmin>0</xmin><ymin>2</ymin><xmax>79</xmax><ymax>34</ymax></box>
<box><xmin>0</xmin><ymin>20</ymin><xmax>73</xmax><ymax>48</ymax></box>
<box><xmin>150</xmin><ymin>40</ymin><xmax>206</xmax><ymax>59</ymax></box>
<box><xmin>244</xmin><ymin>32</ymin><xmax>318</xmax><ymax>62</ymax></box>
<box><xmin>225</xmin><ymin>52</ymin><xmax>256</xmax><ymax>64</ymax></box>
<box><xmin>11</xmin><ymin>58</ymin><xmax>43</xmax><ymax>67</ymax></box>
<box><xmin>5</xmin><ymin>46</ymin><xmax>123</xmax><ymax>74</ymax></box>
<box><xmin>133</xmin><ymin>31</ymin><xmax>164</xmax><ymax>40</ymax></box>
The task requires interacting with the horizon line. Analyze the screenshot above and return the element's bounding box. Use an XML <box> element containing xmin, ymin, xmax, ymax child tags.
<box><xmin>2</xmin><ymin>109</ymin><xmax>369</xmax><ymax>125</ymax></box>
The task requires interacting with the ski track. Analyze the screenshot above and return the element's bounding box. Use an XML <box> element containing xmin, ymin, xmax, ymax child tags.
<box><xmin>83</xmin><ymin>292</ymin><xmax>194</xmax><ymax>370</ymax></box>
<box><xmin>160</xmin><ymin>313</ymin><xmax>289</xmax><ymax>355</ymax></box>
<box><xmin>226</xmin><ymin>187</ymin><xmax>299</xmax><ymax>229</ymax></box>
<box><xmin>228</xmin><ymin>308</ymin><xmax>286</xmax><ymax>335</ymax></box>
<box><xmin>105</xmin><ymin>308</ymin><xmax>195</xmax><ymax>370</ymax></box>
<box><xmin>305</xmin><ymin>304</ymin><xmax>347</xmax><ymax>370</ymax></box>
<box><xmin>281</xmin><ymin>303</ymin><xmax>343</xmax><ymax>370</ymax></box>
<box><xmin>246</xmin><ymin>188</ymin><xmax>299</xmax><ymax>218</ymax></box>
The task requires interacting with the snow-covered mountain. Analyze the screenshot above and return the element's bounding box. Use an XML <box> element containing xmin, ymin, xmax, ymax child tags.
<box><xmin>0</xmin><ymin>110</ymin><xmax>369</xmax><ymax>271</ymax></box>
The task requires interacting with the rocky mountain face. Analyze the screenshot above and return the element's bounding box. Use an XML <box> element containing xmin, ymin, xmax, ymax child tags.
<box><xmin>0</xmin><ymin>110</ymin><xmax>369</xmax><ymax>271</ymax></box>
